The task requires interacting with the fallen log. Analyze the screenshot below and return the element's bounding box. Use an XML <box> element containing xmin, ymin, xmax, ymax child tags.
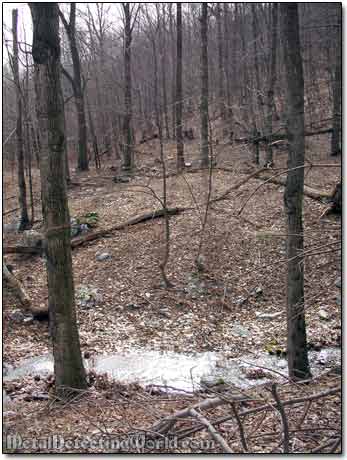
<box><xmin>4</xmin><ymin>246</ymin><xmax>42</xmax><ymax>255</ymax></box>
<box><xmin>234</xmin><ymin>128</ymin><xmax>333</xmax><ymax>145</ymax></box>
<box><xmin>71</xmin><ymin>206</ymin><xmax>189</xmax><ymax>249</ymax></box>
<box><xmin>258</xmin><ymin>172</ymin><xmax>332</xmax><ymax>201</ymax></box>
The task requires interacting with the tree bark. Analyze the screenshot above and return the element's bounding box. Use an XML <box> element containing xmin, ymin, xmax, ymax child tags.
<box><xmin>200</xmin><ymin>3</ymin><xmax>209</xmax><ymax>167</ymax></box>
<box><xmin>280</xmin><ymin>2</ymin><xmax>311</xmax><ymax>381</ymax></box>
<box><xmin>30</xmin><ymin>3</ymin><xmax>87</xmax><ymax>395</ymax></box>
<box><xmin>265</xmin><ymin>3</ymin><xmax>278</xmax><ymax>166</ymax></box>
<box><xmin>122</xmin><ymin>3</ymin><xmax>134</xmax><ymax>170</ymax></box>
<box><xmin>59</xmin><ymin>3</ymin><xmax>89</xmax><ymax>171</ymax></box>
<box><xmin>216</xmin><ymin>4</ymin><xmax>225</xmax><ymax>120</ymax></box>
<box><xmin>12</xmin><ymin>9</ymin><xmax>30</xmax><ymax>231</ymax></box>
<box><xmin>176</xmin><ymin>3</ymin><xmax>185</xmax><ymax>171</ymax></box>
<box><xmin>331</xmin><ymin>9</ymin><xmax>341</xmax><ymax>156</ymax></box>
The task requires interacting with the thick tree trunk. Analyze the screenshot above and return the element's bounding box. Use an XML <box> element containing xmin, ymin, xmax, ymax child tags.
<box><xmin>12</xmin><ymin>9</ymin><xmax>30</xmax><ymax>231</ymax></box>
<box><xmin>123</xmin><ymin>3</ymin><xmax>134</xmax><ymax>170</ymax></box>
<box><xmin>281</xmin><ymin>3</ymin><xmax>311</xmax><ymax>381</ymax></box>
<box><xmin>265</xmin><ymin>3</ymin><xmax>278</xmax><ymax>166</ymax></box>
<box><xmin>176</xmin><ymin>3</ymin><xmax>185</xmax><ymax>171</ymax></box>
<box><xmin>30</xmin><ymin>3</ymin><xmax>87</xmax><ymax>395</ymax></box>
<box><xmin>331</xmin><ymin>10</ymin><xmax>341</xmax><ymax>156</ymax></box>
<box><xmin>200</xmin><ymin>3</ymin><xmax>209</xmax><ymax>168</ymax></box>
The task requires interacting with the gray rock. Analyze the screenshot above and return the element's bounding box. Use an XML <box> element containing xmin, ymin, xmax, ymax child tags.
<box><xmin>335</xmin><ymin>278</ymin><xmax>341</xmax><ymax>288</ymax></box>
<box><xmin>255</xmin><ymin>311</ymin><xmax>282</xmax><ymax>321</ymax></box>
<box><xmin>23</xmin><ymin>315</ymin><xmax>34</xmax><ymax>324</ymax></box>
<box><xmin>76</xmin><ymin>286</ymin><xmax>103</xmax><ymax>309</ymax></box>
<box><xmin>96</xmin><ymin>252</ymin><xmax>112</xmax><ymax>262</ymax></box>
<box><xmin>318</xmin><ymin>309</ymin><xmax>330</xmax><ymax>321</ymax></box>
<box><xmin>234</xmin><ymin>296</ymin><xmax>247</xmax><ymax>306</ymax></box>
<box><xmin>336</xmin><ymin>294</ymin><xmax>341</xmax><ymax>306</ymax></box>
<box><xmin>126</xmin><ymin>303</ymin><xmax>141</xmax><ymax>310</ymax></box>
<box><xmin>80</xmin><ymin>223</ymin><xmax>89</xmax><ymax>234</ymax></box>
<box><xmin>9</xmin><ymin>310</ymin><xmax>24</xmax><ymax>323</ymax></box>
<box><xmin>32</xmin><ymin>392</ymin><xmax>49</xmax><ymax>401</ymax></box>
<box><xmin>231</xmin><ymin>324</ymin><xmax>250</xmax><ymax>338</ymax></box>
<box><xmin>253</xmin><ymin>287</ymin><xmax>263</xmax><ymax>296</ymax></box>
<box><xmin>22</xmin><ymin>230</ymin><xmax>43</xmax><ymax>248</ymax></box>
<box><xmin>113</xmin><ymin>176</ymin><xmax>130</xmax><ymax>183</ymax></box>
<box><xmin>70</xmin><ymin>218</ymin><xmax>80</xmax><ymax>238</ymax></box>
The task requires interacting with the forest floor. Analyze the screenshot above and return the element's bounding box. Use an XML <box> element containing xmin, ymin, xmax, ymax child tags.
<box><xmin>3</xmin><ymin>133</ymin><xmax>341</xmax><ymax>453</ymax></box>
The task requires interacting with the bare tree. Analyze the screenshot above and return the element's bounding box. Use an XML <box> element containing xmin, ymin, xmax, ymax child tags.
<box><xmin>281</xmin><ymin>2</ymin><xmax>311</xmax><ymax>381</ymax></box>
<box><xmin>215</xmin><ymin>3</ymin><xmax>225</xmax><ymax>120</ymax></box>
<box><xmin>265</xmin><ymin>3</ymin><xmax>278</xmax><ymax>167</ymax></box>
<box><xmin>30</xmin><ymin>3</ymin><xmax>87</xmax><ymax>395</ymax></box>
<box><xmin>59</xmin><ymin>3</ymin><xmax>89</xmax><ymax>171</ymax></box>
<box><xmin>11</xmin><ymin>9</ymin><xmax>30</xmax><ymax>231</ymax></box>
<box><xmin>175</xmin><ymin>3</ymin><xmax>185</xmax><ymax>171</ymax></box>
<box><xmin>121</xmin><ymin>3</ymin><xmax>139</xmax><ymax>171</ymax></box>
<box><xmin>200</xmin><ymin>3</ymin><xmax>209</xmax><ymax>167</ymax></box>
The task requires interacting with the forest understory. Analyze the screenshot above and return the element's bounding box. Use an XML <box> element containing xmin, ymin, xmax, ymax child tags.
<box><xmin>3</xmin><ymin>133</ymin><xmax>341</xmax><ymax>454</ymax></box>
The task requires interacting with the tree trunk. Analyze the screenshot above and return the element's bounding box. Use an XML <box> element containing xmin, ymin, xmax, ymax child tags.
<box><xmin>30</xmin><ymin>3</ymin><xmax>87</xmax><ymax>395</ymax></box>
<box><xmin>59</xmin><ymin>4</ymin><xmax>89</xmax><ymax>171</ymax></box>
<box><xmin>200</xmin><ymin>3</ymin><xmax>209</xmax><ymax>168</ymax></box>
<box><xmin>12</xmin><ymin>9</ymin><xmax>30</xmax><ymax>231</ymax></box>
<box><xmin>280</xmin><ymin>2</ymin><xmax>311</xmax><ymax>381</ymax></box>
<box><xmin>223</xmin><ymin>3</ymin><xmax>233</xmax><ymax>131</ymax></box>
<box><xmin>331</xmin><ymin>9</ymin><xmax>341</xmax><ymax>156</ymax></box>
<box><xmin>86</xmin><ymin>95</ymin><xmax>101</xmax><ymax>169</ymax></box>
<box><xmin>160</xmin><ymin>5</ymin><xmax>170</xmax><ymax>140</ymax></box>
<box><xmin>176</xmin><ymin>3</ymin><xmax>185</xmax><ymax>171</ymax></box>
<box><xmin>265</xmin><ymin>3</ymin><xmax>278</xmax><ymax>166</ymax></box>
<box><xmin>216</xmin><ymin>4</ymin><xmax>225</xmax><ymax>120</ymax></box>
<box><xmin>123</xmin><ymin>3</ymin><xmax>134</xmax><ymax>171</ymax></box>
<box><xmin>251</xmin><ymin>4</ymin><xmax>266</xmax><ymax>133</ymax></box>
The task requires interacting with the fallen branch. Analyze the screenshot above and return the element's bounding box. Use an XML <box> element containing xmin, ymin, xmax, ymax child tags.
<box><xmin>4</xmin><ymin>245</ymin><xmax>42</xmax><ymax>255</ymax></box>
<box><xmin>174</xmin><ymin>385</ymin><xmax>340</xmax><ymax>441</ymax></box>
<box><xmin>234</xmin><ymin>128</ymin><xmax>333</xmax><ymax>144</ymax></box>
<box><xmin>211</xmin><ymin>167</ymin><xmax>266</xmax><ymax>203</ymax></box>
<box><xmin>71</xmin><ymin>206</ymin><xmax>188</xmax><ymax>249</ymax></box>
<box><xmin>152</xmin><ymin>392</ymin><xmax>249</xmax><ymax>435</ymax></box>
<box><xmin>270</xmin><ymin>383</ymin><xmax>290</xmax><ymax>453</ymax></box>
<box><xmin>189</xmin><ymin>408</ymin><xmax>233</xmax><ymax>453</ymax></box>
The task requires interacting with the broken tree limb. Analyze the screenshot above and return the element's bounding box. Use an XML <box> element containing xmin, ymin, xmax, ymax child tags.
<box><xmin>189</xmin><ymin>408</ymin><xmax>233</xmax><ymax>453</ymax></box>
<box><xmin>257</xmin><ymin>172</ymin><xmax>332</xmax><ymax>201</ymax></box>
<box><xmin>4</xmin><ymin>245</ymin><xmax>42</xmax><ymax>255</ymax></box>
<box><xmin>71</xmin><ymin>206</ymin><xmax>189</xmax><ymax>249</ymax></box>
<box><xmin>3</xmin><ymin>263</ymin><xmax>31</xmax><ymax>308</ymax></box>
<box><xmin>211</xmin><ymin>167</ymin><xmax>267</xmax><ymax>203</ymax></box>
<box><xmin>152</xmin><ymin>392</ymin><xmax>249</xmax><ymax>436</ymax></box>
<box><xmin>234</xmin><ymin>128</ymin><xmax>333</xmax><ymax>144</ymax></box>
<box><xmin>238</xmin><ymin>166</ymin><xmax>336</xmax><ymax>215</ymax></box>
